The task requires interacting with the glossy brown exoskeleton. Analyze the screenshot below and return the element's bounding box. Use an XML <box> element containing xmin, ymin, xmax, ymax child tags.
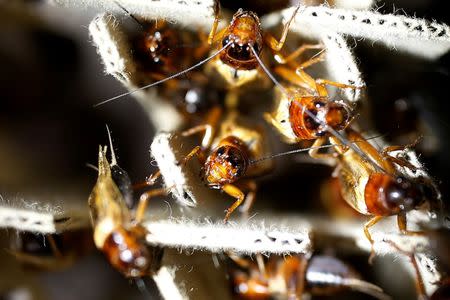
<box><xmin>323</xmin><ymin>129</ymin><xmax>435</xmax><ymax>257</ymax></box>
<box><xmin>88</xmin><ymin>146</ymin><xmax>163</xmax><ymax>277</ymax></box>
<box><xmin>265</xmin><ymin>53</ymin><xmax>359</xmax><ymax>157</ymax></box>
<box><xmin>204</xmin><ymin>1</ymin><xmax>301</xmax><ymax>93</ymax></box>
<box><xmin>229</xmin><ymin>253</ymin><xmax>389</xmax><ymax>299</ymax></box>
<box><xmin>181</xmin><ymin>111</ymin><xmax>273</xmax><ymax>221</ymax></box>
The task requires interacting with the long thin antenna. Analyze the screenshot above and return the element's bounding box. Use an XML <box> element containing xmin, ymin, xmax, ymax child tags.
<box><xmin>114</xmin><ymin>0</ymin><xmax>145</xmax><ymax>29</ymax></box>
<box><xmin>94</xmin><ymin>42</ymin><xmax>232</xmax><ymax>107</ymax></box>
<box><xmin>249</xmin><ymin>135</ymin><xmax>384</xmax><ymax>165</ymax></box>
<box><xmin>105</xmin><ymin>124</ymin><xmax>117</xmax><ymax>166</ymax></box>
<box><xmin>308</xmin><ymin>47</ymin><xmax>326</xmax><ymax>61</ymax></box>
<box><xmin>86</xmin><ymin>163</ymin><xmax>99</xmax><ymax>171</ymax></box>
<box><xmin>249</xmin><ymin>45</ymin><xmax>386</xmax><ymax>173</ymax></box>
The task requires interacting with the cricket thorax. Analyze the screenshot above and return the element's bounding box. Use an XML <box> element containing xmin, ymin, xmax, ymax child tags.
<box><xmin>289</xmin><ymin>97</ymin><xmax>350</xmax><ymax>140</ymax></box>
<box><xmin>204</xmin><ymin>136</ymin><xmax>249</xmax><ymax>187</ymax></box>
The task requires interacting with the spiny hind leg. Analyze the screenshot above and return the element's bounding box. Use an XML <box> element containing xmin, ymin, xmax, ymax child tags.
<box><xmin>381</xmin><ymin>139</ymin><xmax>422</xmax><ymax>172</ymax></box>
<box><xmin>384</xmin><ymin>240</ymin><xmax>427</xmax><ymax>299</ymax></box>
<box><xmin>382</xmin><ymin>136</ymin><xmax>421</xmax><ymax>155</ymax></box>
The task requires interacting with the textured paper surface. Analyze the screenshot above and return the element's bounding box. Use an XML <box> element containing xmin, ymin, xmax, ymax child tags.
<box><xmin>52</xmin><ymin>0</ymin><xmax>217</xmax><ymax>30</ymax></box>
<box><xmin>89</xmin><ymin>14</ymin><xmax>184</xmax><ymax>131</ymax></box>
<box><xmin>281</xmin><ymin>5</ymin><xmax>450</xmax><ymax>59</ymax></box>
<box><xmin>0</xmin><ymin>195</ymin><xmax>89</xmax><ymax>233</ymax></box>
<box><xmin>145</xmin><ymin>217</ymin><xmax>312</xmax><ymax>255</ymax></box>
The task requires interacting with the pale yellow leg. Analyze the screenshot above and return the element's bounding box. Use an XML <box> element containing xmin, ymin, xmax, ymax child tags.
<box><xmin>135</xmin><ymin>188</ymin><xmax>167</xmax><ymax>223</ymax></box>
<box><xmin>222</xmin><ymin>184</ymin><xmax>245</xmax><ymax>222</ymax></box>
<box><xmin>181</xmin><ymin>146</ymin><xmax>206</xmax><ymax>166</ymax></box>
<box><xmin>273</xmin><ymin>43</ymin><xmax>324</xmax><ymax>64</ymax></box>
<box><xmin>237</xmin><ymin>180</ymin><xmax>257</xmax><ymax>214</ymax></box>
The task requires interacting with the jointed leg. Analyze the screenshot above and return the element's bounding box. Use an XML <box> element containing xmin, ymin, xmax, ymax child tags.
<box><xmin>276</xmin><ymin>63</ymin><xmax>355</xmax><ymax>98</ymax></box>
<box><xmin>364</xmin><ymin>215</ymin><xmax>383</xmax><ymax>263</ymax></box>
<box><xmin>275</xmin><ymin>54</ymin><xmax>327</xmax><ymax>95</ymax></box>
<box><xmin>133</xmin><ymin>171</ymin><xmax>161</xmax><ymax>190</ymax></box>
<box><xmin>385</xmin><ymin>240</ymin><xmax>427</xmax><ymax>299</ymax></box>
<box><xmin>382</xmin><ymin>136</ymin><xmax>422</xmax><ymax>155</ymax></box>
<box><xmin>208</xmin><ymin>0</ymin><xmax>221</xmax><ymax>44</ymax></box>
<box><xmin>273</xmin><ymin>43</ymin><xmax>323</xmax><ymax>65</ymax></box>
<box><xmin>265</xmin><ymin>4</ymin><xmax>301</xmax><ymax>52</ymax></box>
<box><xmin>236</xmin><ymin>179</ymin><xmax>257</xmax><ymax>214</ymax></box>
<box><xmin>296</xmin><ymin>68</ymin><xmax>360</xmax><ymax>97</ymax></box>
<box><xmin>296</xmin><ymin>50</ymin><xmax>327</xmax><ymax>70</ymax></box>
<box><xmin>222</xmin><ymin>184</ymin><xmax>245</xmax><ymax>222</ymax></box>
<box><xmin>315</xmin><ymin>78</ymin><xmax>361</xmax><ymax>92</ymax></box>
<box><xmin>308</xmin><ymin>137</ymin><xmax>335</xmax><ymax>159</ymax></box>
<box><xmin>208</xmin><ymin>0</ymin><xmax>229</xmax><ymax>46</ymax></box>
<box><xmin>345</xmin><ymin>129</ymin><xmax>394</xmax><ymax>173</ymax></box>
<box><xmin>386</xmin><ymin>156</ymin><xmax>418</xmax><ymax>172</ymax></box>
<box><xmin>381</xmin><ymin>139</ymin><xmax>422</xmax><ymax>172</ymax></box>
<box><xmin>182</xmin><ymin>125</ymin><xmax>214</xmax><ymax>150</ymax></box>
<box><xmin>274</xmin><ymin>65</ymin><xmax>317</xmax><ymax>92</ymax></box>
<box><xmin>397</xmin><ymin>212</ymin><xmax>424</xmax><ymax>236</ymax></box>
<box><xmin>135</xmin><ymin>188</ymin><xmax>167</xmax><ymax>223</ymax></box>
<box><xmin>182</xmin><ymin>107</ymin><xmax>221</xmax><ymax>149</ymax></box>
<box><xmin>181</xmin><ymin>146</ymin><xmax>207</xmax><ymax>166</ymax></box>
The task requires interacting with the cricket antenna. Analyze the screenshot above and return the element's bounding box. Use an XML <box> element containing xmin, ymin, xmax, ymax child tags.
<box><xmin>94</xmin><ymin>41</ymin><xmax>232</xmax><ymax>107</ymax></box>
<box><xmin>249</xmin><ymin>45</ymin><xmax>386</xmax><ymax>174</ymax></box>
<box><xmin>341</xmin><ymin>278</ymin><xmax>391</xmax><ymax>300</ymax></box>
<box><xmin>249</xmin><ymin>134</ymin><xmax>385</xmax><ymax>165</ymax></box>
<box><xmin>105</xmin><ymin>124</ymin><xmax>118</xmax><ymax>166</ymax></box>
<box><xmin>86</xmin><ymin>163</ymin><xmax>99</xmax><ymax>172</ymax></box>
<box><xmin>114</xmin><ymin>0</ymin><xmax>145</xmax><ymax>29</ymax></box>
